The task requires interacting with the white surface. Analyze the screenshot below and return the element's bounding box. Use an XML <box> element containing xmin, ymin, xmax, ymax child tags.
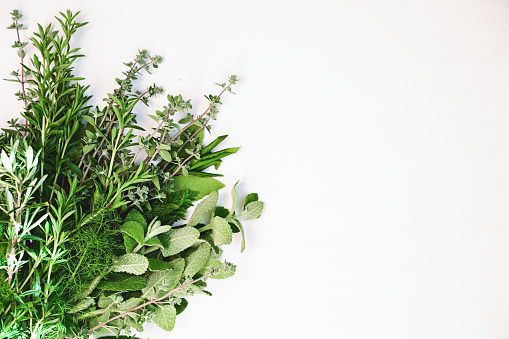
<box><xmin>1</xmin><ymin>0</ymin><xmax>509</xmax><ymax>338</ymax></box>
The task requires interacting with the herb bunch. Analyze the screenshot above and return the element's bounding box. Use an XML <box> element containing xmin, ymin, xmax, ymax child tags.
<box><xmin>0</xmin><ymin>10</ymin><xmax>263</xmax><ymax>339</ymax></box>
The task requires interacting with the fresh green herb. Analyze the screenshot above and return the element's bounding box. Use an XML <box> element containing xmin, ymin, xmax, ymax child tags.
<box><xmin>0</xmin><ymin>9</ymin><xmax>263</xmax><ymax>339</ymax></box>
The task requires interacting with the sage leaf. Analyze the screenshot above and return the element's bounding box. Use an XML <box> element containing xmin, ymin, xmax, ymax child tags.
<box><xmin>184</xmin><ymin>243</ymin><xmax>211</xmax><ymax>278</ymax></box>
<box><xmin>241</xmin><ymin>201</ymin><xmax>264</xmax><ymax>220</ymax></box>
<box><xmin>115</xmin><ymin>298</ymin><xmax>143</xmax><ymax>313</ymax></box>
<box><xmin>162</xmin><ymin>227</ymin><xmax>199</xmax><ymax>257</ymax></box>
<box><xmin>112</xmin><ymin>253</ymin><xmax>149</xmax><ymax>275</ymax></box>
<box><xmin>145</xmin><ymin>225</ymin><xmax>172</xmax><ymax>241</ymax></box>
<box><xmin>187</xmin><ymin>191</ymin><xmax>218</xmax><ymax>227</ymax></box>
<box><xmin>153</xmin><ymin>304</ymin><xmax>176</xmax><ymax>332</ymax></box>
<box><xmin>148</xmin><ymin>258</ymin><xmax>174</xmax><ymax>271</ymax></box>
<box><xmin>210</xmin><ymin>216</ymin><xmax>233</xmax><ymax>246</ymax></box>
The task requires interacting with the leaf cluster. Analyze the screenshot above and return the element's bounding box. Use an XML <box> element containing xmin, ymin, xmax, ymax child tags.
<box><xmin>0</xmin><ymin>9</ymin><xmax>264</xmax><ymax>339</ymax></box>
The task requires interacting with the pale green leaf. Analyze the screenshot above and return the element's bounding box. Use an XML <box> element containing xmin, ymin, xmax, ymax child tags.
<box><xmin>153</xmin><ymin>304</ymin><xmax>176</xmax><ymax>332</ymax></box>
<box><xmin>184</xmin><ymin>243</ymin><xmax>211</xmax><ymax>277</ymax></box>
<box><xmin>210</xmin><ymin>216</ymin><xmax>232</xmax><ymax>246</ymax></box>
<box><xmin>187</xmin><ymin>191</ymin><xmax>218</xmax><ymax>227</ymax></box>
<box><xmin>112</xmin><ymin>253</ymin><xmax>149</xmax><ymax>275</ymax></box>
<box><xmin>146</xmin><ymin>225</ymin><xmax>172</xmax><ymax>241</ymax></box>
<box><xmin>241</xmin><ymin>201</ymin><xmax>264</xmax><ymax>220</ymax></box>
<box><xmin>114</xmin><ymin>298</ymin><xmax>143</xmax><ymax>313</ymax></box>
<box><xmin>232</xmin><ymin>219</ymin><xmax>246</xmax><ymax>252</ymax></box>
<box><xmin>97</xmin><ymin>293</ymin><xmax>117</xmax><ymax>309</ymax></box>
<box><xmin>162</xmin><ymin>227</ymin><xmax>199</xmax><ymax>257</ymax></box>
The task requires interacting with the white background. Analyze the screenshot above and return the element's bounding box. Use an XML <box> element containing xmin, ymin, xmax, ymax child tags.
<box><xmin>1</xmin><ymin>0</ymin><xmax>509</xmax><ymax>338</ymax></box>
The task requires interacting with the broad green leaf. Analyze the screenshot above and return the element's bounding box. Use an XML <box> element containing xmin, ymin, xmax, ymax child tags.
<box><xmin>159</xmin><ymin>149</ymin><xmax>172</xmax><ymax>162</ymax></box>
<box><xmin>153</xmin><ymin>304</ymin><xmax>176</xmax><ymax>332</ymax></box>
<box><xmin>146</xmin><ymin>224</ymin><xmax>172</xmax><ymax>241</ymax></box>
<box><xmin>125</xmin><ymin>209</ymin><xmax>148</xmax><ymax>230</ymax></box>
<box><xmin>124</xmin><ymin>234</ymin><xmax>137</xmax><ymax>253</ymax></box>
<box><xmin>120</xmin><ymin>221</ymin><xmax>145</xmax><ymax>245</ymax></box>
<box><xmin>242</xmin><ymin>201</ymin><xmax>264</xmax><ymax>220</ymax></box>
<box><xmin>162</xmin><ymin>227</ymin><xmax>199</xmax><ymax>257</ymax></box>
<box><xmin>214</xmin><ymin>206</ymin><xmax>229</xmax><ymax>218</ymax></box>
<box><xmin>187</xmin><ymin>191</ymin><xmax>219</xmax><ymax>227</ymax></box>
<box><xmin>184</xmin><ymin>243</ymin><xmax>211</xmax><ymax>277</ymax></box>
<box><xmin>175</xmin><ymin>298</ymin><xmax>188</xmax><ymax>315</ymax></box>
<box><xmin>210</xmin><ymin>216</ymin><xmax>233</xmax><ymax>246</ymax></box>
<box><xmin>97</xmin><ymin>273</ymin><xmax>147</xmax><ymax>291</ymax></box>
<box><xmin>146</xmin><ymin>234</ymin><xmax>169</xmax><ymax>251</ymax></box>
<box><xmin>171</xmin><ymin>258</ymin><xmax>186</xmax><ymax>273</ymax></box>
<box><xmin>97</xmin><ymin>293</ymin><xmax>117</xmax><ymax>309</ymax></box>
<box><xmin>243</xmin><ymin>193</ymin><xmax>259</xmax><ymax>208</ymax></box>
<box><xmin>114</xmin><ymin>298</ymin><xmax>143</xmax><ymax>313</ymax></box>
<box><xmin>148</xmin><ymin>258</ymin><xmax>174</xmax><ymax>271</ymax></box>
<box><xmin>172</xmin><ymin>175</ymin><xmax>224</xmax><ymax>199</ymax></box>
<box><xmin>141</xmin><ymin>270</ymin><xmax>181</xmax><ymax>299</ymax></box>
<box><xmin>112</xmin><ymin>253</ymin><xmax>149</xmax><ymax>275</ymax></box>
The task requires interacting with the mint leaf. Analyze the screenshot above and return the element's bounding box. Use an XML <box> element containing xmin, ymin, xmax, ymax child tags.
<box><xmin>120</xmin><ymin>221</ymin><xmax>145</xmax><ymax>245</ymax></box>
<box><xmin>243</xmin><ymin>193</ymin><xmax>259</xmax><ymax>208</ymax></box>
<box><xmin>124</xmin><ymin>234</ymin><xmax>137</xmax><ymax>253</ymax></box>
<box><xmin>112</xmin><ymin>253</ymin><xmax>149</xmax><ymax>275</ymax></box>
<box><xmin>153</xmin><ymin>304</ymin><xmax>176</xmax><ymax>332</ymax></box>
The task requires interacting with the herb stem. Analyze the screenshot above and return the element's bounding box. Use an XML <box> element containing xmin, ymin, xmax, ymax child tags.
<box><xmin>87</xmin><ymin>266</ymin><xmax>227</xmax><ymax>334</ymax></box>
